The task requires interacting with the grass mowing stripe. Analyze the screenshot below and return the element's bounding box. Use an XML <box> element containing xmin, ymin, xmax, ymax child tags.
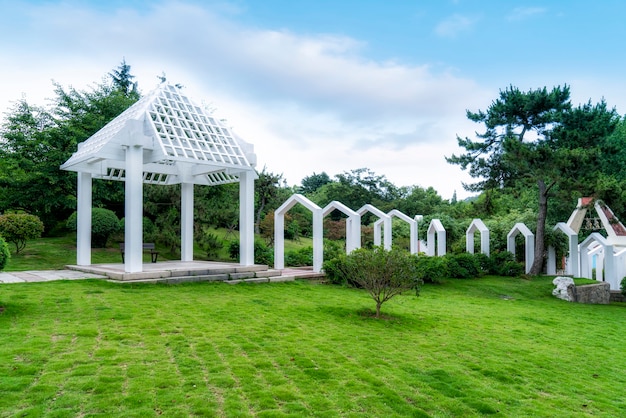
<box><xmin>1</xmin><ymin>276</ymin><xmax>625</xmax><ymax>416</ymax></box>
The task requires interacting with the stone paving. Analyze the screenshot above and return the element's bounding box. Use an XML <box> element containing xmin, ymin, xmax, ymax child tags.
<box><xmin>0</xmin><ymin>270</ymin><xmax>107</xmax><ymax>284</ymax></box>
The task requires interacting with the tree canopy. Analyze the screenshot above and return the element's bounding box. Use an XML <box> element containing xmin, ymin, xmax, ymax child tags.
<box><xmin>447</xmin><ymin>85</ymin><xmax>621</xmax><ymax>274</ymax></box>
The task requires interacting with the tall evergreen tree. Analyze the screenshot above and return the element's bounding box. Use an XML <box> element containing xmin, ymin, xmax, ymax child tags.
<box><xmin>447</xmin><ymin>85</ymin><xmax>619</xmax><ymax>274</ymax></box>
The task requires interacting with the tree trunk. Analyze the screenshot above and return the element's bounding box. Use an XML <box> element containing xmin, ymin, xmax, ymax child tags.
<box><xmin>530</xmin><ymin>180</ymin><xmax>548</xmax><ymax>275</ymax></box>
<box><xmin>375</xmin><ymin>301</ymin><xmax>382</xmax><ymax>318</ymax></box>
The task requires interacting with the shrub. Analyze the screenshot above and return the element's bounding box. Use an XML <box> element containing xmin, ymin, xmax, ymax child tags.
<box><xmin>621</xmin><ymin>277</ymin><xmax>626</xmax><ymax>297</ymax></box>
<box><xmin>285</xmin><ymin>247</ymin><xmax>312</xmax><ymax>267</ymax></box>
<box><xmin>414</xmin><ymin>255</ymin><xmax>449</xmax><ymax>284</ymax></box>
<box><xmin>0</xmin><ymin>236</ymin><xmax>10</xmax><ymax>271</ymax></box>
<box><xmin>487</xmin><ymin>251</ymin><xmax>524</xmax><ymax>277</ymax></box>
<box><xmin>0</xmin><ymin>213</ymin><xmax>45</xmax><ymax>253</ymax></box>
<box><xmin>444</xmin><ymin>253</ymin><xmax>482</xmax><ymax>279</ymax></box>
<box><xmin>66</xmin><ymin>208</ymin><xmax>120</xmax><ymax>248</ymax></box>
<box><xmin>338</xmin><ymin>247</ymin><xmax>422</xmax><ymax>318</ymax></box>
<box><xmin>322</xmin><ymin>254</ymin><xmax>349</xmax><ymax>285</ymax></box>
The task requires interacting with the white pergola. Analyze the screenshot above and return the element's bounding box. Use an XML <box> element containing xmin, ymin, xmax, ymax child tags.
<box><xmin>61</xmin><ymin>84</ymin><xmax>258</xmax><ymax>273</ymax></box>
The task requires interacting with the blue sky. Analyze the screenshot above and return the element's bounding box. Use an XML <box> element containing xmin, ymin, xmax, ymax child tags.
<box><xmin>1</xmin><ymin>0</ymin><xmax>624</xmax><ymax>200</ymax></box>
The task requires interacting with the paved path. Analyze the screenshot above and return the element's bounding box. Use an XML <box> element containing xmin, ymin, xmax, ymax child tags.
<box><xmin>0</xmin><ymin>270</ymin><xmax>107</xmax><ymax>284</ymax></box>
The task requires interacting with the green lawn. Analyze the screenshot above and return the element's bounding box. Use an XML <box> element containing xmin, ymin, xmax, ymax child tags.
<box><xmin>1</xmin><ymin>276</ymin><xmax>625</xmax><ymax>416</ymax></box>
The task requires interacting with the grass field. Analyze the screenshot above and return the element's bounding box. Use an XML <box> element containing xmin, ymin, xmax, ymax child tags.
<box><xmin>1</xmin><ymin>275</ymin><xmax>625</xmax><ymax>417</ymax></box>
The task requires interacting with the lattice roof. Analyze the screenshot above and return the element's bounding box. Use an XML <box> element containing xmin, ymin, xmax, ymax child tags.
<box><xmin>61</xmin><ymin>84</ymin><xmax>257</xmax><ymax>186</ymax></box>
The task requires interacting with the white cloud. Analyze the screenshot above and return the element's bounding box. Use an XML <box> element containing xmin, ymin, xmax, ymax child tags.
<box><xmin>0</xmin><ymin>1</ymin><xmax>492</xmax><ymax>200</ymax></box>
<box><xmin>434</xmin><ymin>14</ymin><xmax>479</xmax><ymax>38</ymax></box>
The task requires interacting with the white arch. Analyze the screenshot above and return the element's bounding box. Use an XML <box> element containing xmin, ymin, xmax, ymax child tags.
<box><xmin>322</xmin><ymin>201</ymin><xmax>361</xmax><ymax>253</ymax></box>
<box><xmin>547</xmin><ymin>222</ymin><xmax>579</xmax><ymax>277</ymax></box>
<box><xmin>579</xmin><ymin>232</ymin><xmax>618</xmax><ymax>290</ymax></box>
<box><xmin>274</xmin><ymin>194</ymin><xmax>323</xmax><ymax>272</ymax></box>
<box><xmin>466</xmin><ymin>218</ymin><xmax>490</xmax><ymax>256</ymax></box>
<box><xmin>373</xmin><ymin>210</ymin><xmax>418</xmax><ymax>254</ymax></box>
<box><xmin>507</xmin><ymin>223</ymin><xmax>534</xmax><ymax>274</ymax></box>
<box><xmin>357</xmin><ymin>204</ymin><xmax>392</xmax><ymax>249</ymax></box>
<box><xmin>427</xmin><ymin>219</ymin><xmax>446</xmax><ymax>256</ymax></box>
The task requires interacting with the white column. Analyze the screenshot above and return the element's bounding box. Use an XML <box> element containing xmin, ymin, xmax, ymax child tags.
<box><xmin>312</xmin><ymin>209</ymin><xmax>323</xmax><ymax>273</ymax></box>
<box><xmin>76</xmin><ymin>172</ymin><xmax>92</xmax><ymax>266</ymax></box>
<box><xmin>383</xmin><ymin>217</ymin><xmax>392</xmax><ymax>250</ymax></box>
<box><xmin>124</xmin><ymin>145</ymin><xmax>143</xmax><ymax>273</ymax></box>
<box><xmin>239</xmin><ymin>171</ymin><xmax>255</xmax><ymax>266</ymax></box>
<box><xmin>274</xmin><ymin>211</ymin><xmax>285</xmax><ymax>269</ymax></box>
<box><xmin>181</xmin><ymin>182</ymin><xmax>194</xmax><ymax>262</ymax></box>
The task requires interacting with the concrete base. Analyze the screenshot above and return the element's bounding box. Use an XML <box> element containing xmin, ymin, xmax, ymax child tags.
<box><xmin>66</xmin><ymin>261</ymin><xmax>325</xmax><ymax>284</ymax></box>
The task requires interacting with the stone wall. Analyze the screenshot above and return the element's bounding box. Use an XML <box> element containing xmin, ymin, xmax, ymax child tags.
<box><xmin>570</xmin><ymin>282</ymin><xmax>610</xmax><ymax>304</ymax></box>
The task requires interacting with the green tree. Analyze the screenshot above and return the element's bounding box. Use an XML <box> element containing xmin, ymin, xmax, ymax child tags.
<box><xmin>255</xmin><ymin>167</ymin><xmax>291</xmax><ymax>234</ymax></box>
<box><xmin>0</xmin><ymin>213</ymin><xmax>45</xmax><ymax>253</ymax></box>
<box><xmin>299</xmin><ymin>172</ymin><xmax>331</xmax><ymax>195</ymax></box>
<box><xmin>330</xmin><ymin>247</ymin><xmax>421</xmax><ymax>318</ymax></box>
<box><xmin>447</xmin><ymin>85</ymin><xmax>619</xmax><ymax>274</ymax></box>
<box><xmin>0</xmin><ymin>61</ymin><xmax>140</xmax><ymax>231</ymax></box>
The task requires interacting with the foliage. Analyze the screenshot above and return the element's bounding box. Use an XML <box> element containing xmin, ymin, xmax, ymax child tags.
<box><xmin>255</xmin><ymin>167</ymin><xmax>291</xmax><ymax>234</ymax></box>
<box><xmin>0</xmin><ymin>213</ymin><xmax>45</xmax><ymax>253</ymax></box>
<box><xmin>444</xmin><ymin>252</ymin><xmax>482</xmax><ymax>279</ymax></box>
<box><xmin>334</xmin><ymin>247</ymin><xmax>422</xmax><ymax>318</ymax></box>
<box><xmin>228</xmin><ymin>239</ymin><xmax>274</xmax><ymax>266</ymax></box>
<box><xmin>0</xmin><ymin>236</ymin><xmax>10</xmax><ymax>271</ymax></box>
<box><xmin>483</xmin><ymin>251</ymin><xmax>525</xmax><ymax>277</ymax></box>
<box><xmin>285</xmin><ymin>247</ymin><xmax>312</xmax><ymax>267</ymax></box>
<box><xmin>0</xmin><ymin>61</ymin><xmax>140</xmax><ymax>232</ymax></box>
<box><xmin>66</xmin><ymin>208</ymin><xmax>120</xmax><ymax>248</ymax></box>
<box><xmin>322</xmin><ymin>253</ymin><xmax>349</xmax><ymax>285</ymax></box>
<box><xmin>299</xmin><ymin>171</ymin><xmax>331</xmax><ymax>195</ymax></box>
<box><xmin>197</xmin><ymin>231</ymin><xmax>224</xmax><ymax>259</ymax></box>
<box><xmin>621</xmin><ymin>277</ymin><xmax>626</xmax><ymax>297</ymax></box>
<box><xmin>447</xmin><ymin>85</ymin><xmax>620</xmax><ymax>274</ymax></box>
<box><xmin>414</xmin><ymin>255</ymin><xmax>449</xmax><ymax>284</ymax></box>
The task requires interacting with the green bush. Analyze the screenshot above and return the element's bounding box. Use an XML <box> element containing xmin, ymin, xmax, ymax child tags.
<box><xmin>0</xmin><ymin>213</ymin><xmax>45</xmax><ymax>253</ymax></box>
<box><xmin>621</xmin><ymin>277</ymin><xmax>626</xmax><ymax>297</ymax></box>
<box><xmin>285</xmin><ymin>247</ymin><xmax>312</xmax><ymax>267</ymax></box>
<box><xmin>0</xmin><ymin>236</ymin><xmax>10</xmax><ymax>271</ymax></box>
<box><xmin>486</xmin><ymin>251</ymin><xmax>524</xmax><ymax>277</ymax></box>
<box><xmin>444</xmin><ymin>253</ymin><xmax>482</xmax><ymax>279</ymax></box>
<box><xmin>322</xmin><ymin>254</ymin><xmax>349</xmax><ymax>285</ymax></box>
<box><xmin>414</xmin><ymin>255</ymin><xmax>449</xmax><ymax>284</ymax></box>
<box><xmin>66</xmin><ymin>208</ymin><xmax>120</xmax><ymax>248</ymax></box>
<box><xmin>337</xmin><ymin>247</ymin><xmax>422</xmax><ymax>318</ymax></box>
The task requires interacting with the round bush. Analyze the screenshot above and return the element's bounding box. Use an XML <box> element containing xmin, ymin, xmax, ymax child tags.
<box><xmin>67</xmin><ymin>208</ymin><xmax>120</xmax><ymax>248</ymax></box>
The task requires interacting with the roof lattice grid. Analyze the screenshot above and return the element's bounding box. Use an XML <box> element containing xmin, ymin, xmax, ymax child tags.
<box><xmin>61</xmin><ymin>84</ymin><xmax>256</xmax><ymax>185</ymax></box>
<box><xmin>149</xmin><ymin>85</ymin><xmax>250</xmax><ymax>167</ymax></box>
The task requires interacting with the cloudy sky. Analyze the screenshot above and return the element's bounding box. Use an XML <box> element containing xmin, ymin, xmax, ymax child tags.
<box><xmin>1</xmin><ymin>0</ymin><xmax>625</xmax><ymax>200</ymax></box>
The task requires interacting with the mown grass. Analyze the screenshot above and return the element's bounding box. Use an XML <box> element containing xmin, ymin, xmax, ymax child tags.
<box><xmin>1</xmin><ymin>276</ymin><xmax>625</xmax><ymax>417</ymax></box>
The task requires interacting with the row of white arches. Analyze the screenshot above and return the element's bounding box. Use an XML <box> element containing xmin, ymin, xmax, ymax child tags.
<box><xmin>273</xmin><ymin>194</ymin><xmax>624</xmax><ymax>290</ymax></box>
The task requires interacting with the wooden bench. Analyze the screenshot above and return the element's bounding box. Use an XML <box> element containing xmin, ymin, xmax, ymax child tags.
<box><xmin>120</xmin><ymin>243</ymin><xmax>159</xmax><ymax>263</ymax></box>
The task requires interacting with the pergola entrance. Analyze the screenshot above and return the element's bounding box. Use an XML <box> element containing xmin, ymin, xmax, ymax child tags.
<box><xmin>61</xmin><ymin>84</ymin><xmax>258</xmax><ymax>273</ymax></box>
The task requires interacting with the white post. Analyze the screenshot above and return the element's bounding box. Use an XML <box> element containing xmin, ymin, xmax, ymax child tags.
<box><xmin>274</xmin><ymin>211</ymin><xmax>285</xmax><ymax>269</ymax></box>
<box><xmin>181</xmin><ymin>182</ymin><xmax>194</xmax><ymax>262</ymax></box>
<box><xmin>239</xmin><ymin>171</ymin><xmax>255</xmax><ymax>266</ymax></box>
<box><xmin>312</xmin><ymin>209</ymin><xmax>323</xmax><ymax>272</ymax></box>
<box><xmin>124</xmin><ymin>144</ymin><xmax>144</xmax><ymax>273</ymax></box>
<box><xmin>76</xmin><ymin>172</ymin><xmax>92</xmax><ymax>266</ymax></box>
